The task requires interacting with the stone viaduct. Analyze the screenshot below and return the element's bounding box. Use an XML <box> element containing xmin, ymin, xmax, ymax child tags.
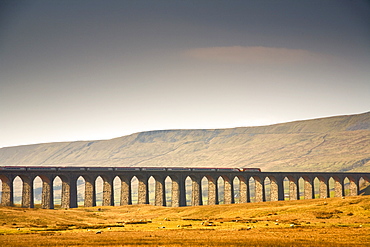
<box><xmin>0</xmin><ymin>168</ymin><xmax>369</xmax><ymax>209</ymax></box>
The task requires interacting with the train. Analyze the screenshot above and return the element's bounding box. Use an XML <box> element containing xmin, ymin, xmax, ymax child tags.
<box><xmin>0</xmin><ymin>166</ymin><xmax>261</xmax><ymax>172</ymax></box>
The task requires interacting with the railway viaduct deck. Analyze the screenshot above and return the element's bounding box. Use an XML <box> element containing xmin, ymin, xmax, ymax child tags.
<box><xmin>0</xmin><ymin>168</ymin><xmax>369</xmax><ymax>209</ymax></box>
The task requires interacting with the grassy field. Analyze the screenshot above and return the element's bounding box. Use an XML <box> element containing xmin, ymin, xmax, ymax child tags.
<box><xmin>0</xmin><ymin>195</ymin><xmax>369</xmax><ymax>246</ymax></box>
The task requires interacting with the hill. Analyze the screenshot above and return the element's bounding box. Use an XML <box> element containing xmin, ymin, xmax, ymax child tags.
<box><xmin>0</xmin><ymin>111</ymin><xmax>369</xmax><ymax>172</ymax></box>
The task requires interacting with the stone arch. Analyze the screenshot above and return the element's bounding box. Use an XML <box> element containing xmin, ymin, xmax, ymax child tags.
<box><xmin>344</xmin><ymin>176</ymin><xmax>357</xmax><ymax>196</ymax></box>
<box><xmin>185</xmin><ymin>176</ymin><xmax>192</xmax><ymax>206</ymax></box>
<box><xmin>32</xmin><ymin>175</ymin><xmax>54</xmax><ymax>209</ymax></box>
<box><xmin>33</xmin><ymin>176</ymin><xmax>42</xmax><ymax>207</ymax></box>
<box><xmin>148</xmin><ymin>176</ymin><xmax>156</xmax><ymax>205</ymax></box>
<box><xmin>14</xmin><ymin>175</ymin><xmax>33</xmax><ymax>208</ymax></box>
<box><xmin>150</xmin><ymin>175</ymin><xmax>166</xmax><ymax>207</ymax></box>
<box><xmin>303</xmin><ymin>176</ymin><xmax>311</xmax><ymax>199</ymax></box>
<box><xmin>284</xmin><ymin>176</ymin><xmax>298</xmax><ymax>200</ymax></box>
<box><xmin>329</xmin><ymin>176</ymin><xmax>343</xmax><ymax>198</ymax></box>
<box><xmin>128</xmin><ymin>174</ymin><xmax>149</xmax><ymax>205</ymax></box>
<box><xmin>249</xmin><ymin>177</ymin><xmax>256</xmax><ymax>202</ymax></box>
<box><xmin>316</xmin><ymin>176</ymin><xmax>329</xmax><ymax>198</ymax></box>
<box><xmin>41</xmin><ymin>175</ymin><xmax>53</xmax><ymax>209</ymax></box>
<box><xmin>178</xmin><ymin>175</ymin><xmax>203</xmax><ymax>206</ymax></box>
<box><xmin>130</xmin><ymin>176</ymin><xmax>139</xmax><ymax>204</ymax></box>
<box><xmin>64</xmin><ymin>175</ymin><xmax>77</xmax><ymax>209</ymax></box>
<box><xmin>328</xmin><ymin>177</ymin><xmax>335</xmax><ymax>197</ymax></box>
<box><xmin>95</xmin><ymin>176</ymin><xmax>104</xmax><ymax>206</ymax></box>
<box><xmin>249</xmin><ymin>176</ymin><xmax>264</xmax><ymax>202</ymax></box>
<box><xmin>217</xmin><ymin>176</ymin><xmax>225</xmax><ymax>204</ymax></box>
<box><xmin>359</xmin><ymin>176</ymin><xmax>370</xmax><ymax>195</ymax></box>
<box><xmin>282</xmin><ymin>177</ymin><xmax>289</xmax><ymax>200</ymax></box>
<box><xmin>95</xmin><ymin>174</ymin><xmax>115</xmax><ymax>206</ymax></box>
<box><xmin>76</xmin><ymin>176</ymin><xmax>86</xmax><ymax>207</ymax></box>
<box><xmin>343</xmin><ymin>177</ymin><xmax>350</xmax><ymax>196</ymax></box>
<box><xmin>165</xmin><ymin>176</ymin><xmax>172</xmax><ymax>207</ymax></box>
<box><xmin>298</xmin><ymin>177</ymin><xmax>305</xmax><ymax>200</ymax></box>
<box><xmin>54</xmin><ymin>175</ymin><xmax>78</xmax><ymax>209</ymax></box>
<box><xmin>113</xmin><ymin>176</ymin><xmax>121</xmax><ymax>206</ymax></box>
<box><xmin>313</xmin><ymin>177</ymin><xmax>320</xmax><ymax>199</ymax></box>
<box><xmin>80</xmin><ymin>175</ymin><xmax>95</xmax><ymax>207</ymax></box>
<box><xmin>351</xmin><ymin>175</ymin><xmax>361</xmax><ymax>196</ymax></box>
<box><xmin>264</xmin><ymin>176</ymin><xmax>271</xmax><ymax>201</ymax></box>
<box><xmin>201</xmin><ymin>176</ymin><xmax>209</xmax><ymax>205</ymax></box>
<box><xmin>236</xmin><ymin>175</ymin><xmax>249</xmax><ymax>203</ymax></box>
<box><xmin>215</xmin><ymin>175</ymin><xmax>234</xmax><ymax>205</ymax></box>
<box><xmin>53</xmin><ymin>176</ymin><xmax>62</xmax><ymax>207</ymax></box>
<box><xmin>361</xmin><ymin>175</ymin><xmax>370</xmax><ymax>184</ymax></box>
<box><xmin>13</xmin><ymin>176</ymin><xmax>23</xmax><ymax>206</ymax></box>
<box><xmin>265</xmin><ymin>176</ymin><xmax>280</xmax><ymax>201</ymax></box>
<box><xmin>0</xmin><ymin>175</ymin><xmax>12</xmax><ymax>206</ymax></box>
<box><xmin>233</xmin><ymin>176</ymin><xmax>240</xmax><ymax>203</ymax></box>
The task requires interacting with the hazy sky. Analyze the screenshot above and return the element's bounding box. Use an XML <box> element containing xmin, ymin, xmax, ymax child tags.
<box><xmin>1</xmin><ymin>0</ymin><xmax>369</xmax><ymax>148</ymax></box>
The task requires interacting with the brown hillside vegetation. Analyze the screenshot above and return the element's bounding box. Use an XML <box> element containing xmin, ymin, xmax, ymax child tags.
<box><xmin>0</xmin><ymin>196</ymin><xmax>369</xmax><ymax>246</ymax></box>
<box><xmin>0</xmin><ymin>111</ymin><xmax>369</xmax><ymax>172</ymax></box>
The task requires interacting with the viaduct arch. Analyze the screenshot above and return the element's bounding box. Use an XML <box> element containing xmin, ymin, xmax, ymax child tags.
<box><xmin>0</xmin><ymin>168</ymin><xmax>369</xmax><ymax>209</ymax></box>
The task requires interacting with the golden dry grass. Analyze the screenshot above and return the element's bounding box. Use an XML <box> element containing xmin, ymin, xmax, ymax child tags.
<box><xmin>0</xmin><ymin>196</ymin><xmax>370</xmax><ymax>246</ymax></box>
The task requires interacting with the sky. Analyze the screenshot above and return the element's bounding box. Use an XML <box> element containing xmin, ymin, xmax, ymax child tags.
<box><xmin>0</xmin><ymin>0</ymin><xmax>369</xmax><ymax>148</ymax></box>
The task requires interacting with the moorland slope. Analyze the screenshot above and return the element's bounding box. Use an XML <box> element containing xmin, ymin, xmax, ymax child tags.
<box><xmin>0</xmin><ymin>112</ymin><xmax>369</xmax><ymax>172</ymax></box>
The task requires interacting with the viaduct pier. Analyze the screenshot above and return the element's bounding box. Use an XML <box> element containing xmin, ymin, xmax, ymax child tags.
<box><xmin>0</xmin><ymin>167</ymin><xmax>369</xmax><ymax>209</ymax></box>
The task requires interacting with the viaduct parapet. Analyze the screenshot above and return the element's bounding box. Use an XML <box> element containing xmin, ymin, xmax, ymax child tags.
<box><xmin>0</xmin><ymin>168</ymin><xmax>369</xmax><ymax>209</ymax></box>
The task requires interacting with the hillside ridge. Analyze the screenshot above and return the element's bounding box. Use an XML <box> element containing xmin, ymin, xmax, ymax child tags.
<box><xmin>0</xmin><ymin>111</ymin><xmax>369</xmax><ymax>172</ymax></box>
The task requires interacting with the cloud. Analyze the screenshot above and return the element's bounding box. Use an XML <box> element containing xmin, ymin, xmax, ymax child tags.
<box><xmin>183</xmin><ymin>46</ymin><xmax>330</xmax><ymax>65</ymax></box>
